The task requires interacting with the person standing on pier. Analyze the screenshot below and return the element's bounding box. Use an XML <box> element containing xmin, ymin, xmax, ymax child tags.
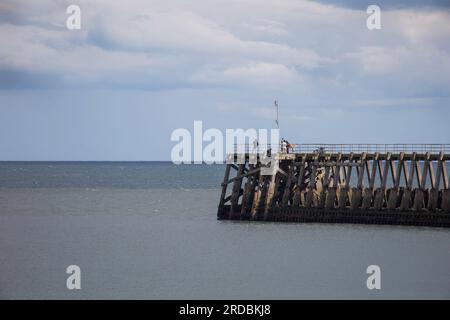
<box><xmin>285</xmin><ymin>139</ymin><xmax>292</xmax><ymax>154</ymax></box>
<box><xmin>281</xmin><ymin>138</ymin><xmax>287</xmax><ymax>153</ymax></box>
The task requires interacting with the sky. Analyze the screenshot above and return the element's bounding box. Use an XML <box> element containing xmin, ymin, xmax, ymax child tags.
<box><xmin>0</xmin><ymin>0</ymin><xmax>449</xmax><ymax>161</ymax></box>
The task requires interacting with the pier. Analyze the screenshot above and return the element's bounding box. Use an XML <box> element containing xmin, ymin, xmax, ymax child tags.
<box><xmin>217</xmin><ymin>144</ymin><xmax>450</xmax><ymax>228</ymax></box>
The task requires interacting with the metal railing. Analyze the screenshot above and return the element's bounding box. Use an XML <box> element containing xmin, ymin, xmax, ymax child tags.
<box><xmin>233</xmin><ymin>143</ymin><xmax>450</xmax><ymax>154</ymax></box>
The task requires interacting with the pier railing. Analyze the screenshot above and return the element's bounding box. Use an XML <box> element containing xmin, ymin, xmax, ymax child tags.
<box><xmin>233</xmin><ymin>143</ymin><xmax>450</xmax><ymax>154</ymax></box>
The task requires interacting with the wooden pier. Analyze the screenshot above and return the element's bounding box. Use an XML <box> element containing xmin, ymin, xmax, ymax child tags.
<box><xmin>217</xmin><ymin>144</ymin><xmax>450</xmax><ymax>228</ymax></box>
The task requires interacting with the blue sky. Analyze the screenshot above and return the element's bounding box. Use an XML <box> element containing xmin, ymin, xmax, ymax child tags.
<box><xmin>0</xmin><ymin>0</ymin><xmax>449</xmax><ymax>160</ymax></box>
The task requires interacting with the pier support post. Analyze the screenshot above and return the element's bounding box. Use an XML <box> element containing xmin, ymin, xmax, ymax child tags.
<box><xmin>443</xmin><ymin>190</ymin><xmax>450</xmax><ymax>212</ymax></box>
<box><xmin>264</xmin><ymin>174</ymin><xmax>277</xmax><ymax>220</ymax></box>
<box><xmin>251</xmin><ymin>174</ymin><xmax>266</xmax><ymax>219</ymax></box>
<box><xmin>293</xmin><ymin>155</ymin><xmax>307</xmax><ymax>207</ymax></box>
<box><xmin>401</xmin><ymin>153</ymin><xmax>415</xmax><ymax>211</ymax></box>
<box><xmin>230</xmin><ymin>163</ymin><xmax>245</xmax><ymax>218</ymax></box>
<box><xmin>413</xmin><ymin>155</ymin><xmax>425</xmax><ymax>211</ymax></box>
<box><xmin>241</xmin><ymin>164</ymin><xmax>258</xmax><ymax>219</ymax></box>
<box><xmin>305</xmin><ymin>154</ymin><xmax>319</xmax><ymax>208</ymax></box>
<box><xmin>218</xmin><ymin>164</ymin><xmax>232</xmax><ymax>218</ymax></box>
<box><xmin>319</xmin><ymin>156</ymin><xmax>331</xmax><ymax>208</ymax></box>
<box><xmin>351</xmin><ymin>152</ymin><xmax>366</xmax><ymax>209</ymax></box>
<box><xmin>362</xmin><ymin>152</ymin><xmax>378</xmax><ymax>210</ymax></box>
<box><xmin>374</xmin><ymin>152</ymin><xmax>391</xmax><ymax>210</ymax></box>
<box><xmin>388</xmin><ymin>152</ymin><xmax>403</xmax><ymax>210</ymax></box>
<box><xmin>338</xmin><ymin>153</ymin><xmax>353</xmax><ymax>209</ymax></box>
<box><xmin>281</xmin><ymin>160</ymin><xmax>295</xmax><ymax>208</ymax></box>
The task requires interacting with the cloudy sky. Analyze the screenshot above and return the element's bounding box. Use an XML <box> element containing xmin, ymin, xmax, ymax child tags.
<box><xmin>0</xmin><ymin>0</ymin><xmax>449</xmax><ymax>160</ymax></box>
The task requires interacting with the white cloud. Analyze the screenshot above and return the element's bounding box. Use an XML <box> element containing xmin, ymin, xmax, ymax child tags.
<box><xmin>240</xmin><ymin>19</ymin><xmax>289</xmax><ymax>36</ymax></box>
<box><xmin>0</xmin><ymin>0</ymin><xmax>449</xmax><ymax>98</ymax></box>
<box><xmin>0</xmin><ymin>0</ymin><xmax>328</xmax><ymax>89</ymax></box>
<box><xmin>88</xmin><ymin>5</ymin><xmax>326</xmax><ymax>69</ymax></box>
<box><xmin>0</xmin><ymin>23</ymin><xmax>181</xmax><ymax>83</ymax></box>
<box><xmin>191</xmin><ymin>62</ymin><xmax>302</xmax><ymax>88</ymax></box>
<box><xmin>389</xmin><ymin>10</ymin><xmax>450</xmax><ymax>48</ymax></box>
<box><xmin>346</xmin><ymin>46</ymin><xmax>407</xmax><ymax>74</ymax></box>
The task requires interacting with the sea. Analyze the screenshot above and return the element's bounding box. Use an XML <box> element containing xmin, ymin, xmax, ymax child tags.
<box><xmin>0</xmin><ymin>162</ymin><xmax>449</xmax><ymax>299</ymax></box>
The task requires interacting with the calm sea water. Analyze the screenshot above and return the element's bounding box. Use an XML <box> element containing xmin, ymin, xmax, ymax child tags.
<box><xmin>0</xmin><ymin>162</ymin><xmax>449</xmax><ymax>299</ymax></box>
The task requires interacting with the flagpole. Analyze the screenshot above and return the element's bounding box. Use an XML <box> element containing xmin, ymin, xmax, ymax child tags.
<box><xmin>275</xmin><ymin>100</ymin><xmax>279</xmax><ymax>129</ymax></box>
<box><xmin>274</xmin><ymin>100</ymin><xmax>280</xmax><ymax>153</ymax></box>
